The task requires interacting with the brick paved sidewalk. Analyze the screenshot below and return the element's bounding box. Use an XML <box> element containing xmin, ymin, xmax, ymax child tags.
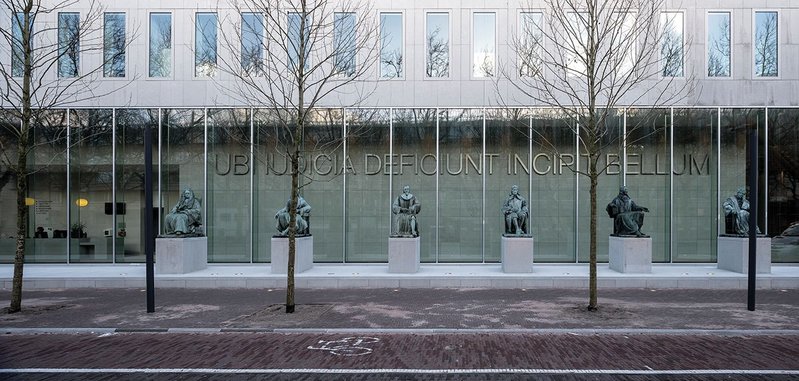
<box><xmin>1</xmin><ymin>288</ymin><xmax>797</xmax><ymax>330</ymax></box>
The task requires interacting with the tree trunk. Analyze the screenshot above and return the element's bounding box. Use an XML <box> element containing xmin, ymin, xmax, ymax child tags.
<box><xmin>286</xmin><ymin>148</ymin><xmax>298</xmax><ymax>314</ymax></box>
<box><xmin>588</xmin><ymin>166</ymin><xmax>598</xmax><ymax>311</ymax></box>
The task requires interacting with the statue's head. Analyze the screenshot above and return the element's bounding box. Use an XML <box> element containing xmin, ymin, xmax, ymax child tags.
<box><xmin>183</xmin><ymin>188</ymin><xmax>194</xmax><ymax>200</ymax></box>
<box><xmin>736</xmin><ymin>187</ymin><xmax>745</xmax><ymax>199</ymax></box>
<box><xmin>403</xmin><ymin>185</ymin><xmax>410</xmax><ymax>194</ymax></box>
<box><xmin>510</xmin><ymin>185</ymin><xmax>519</xmax><ymax>195</ymax></box>
<box><xmin>619</xmin><ymin>185</ymin><xmax>628</xmax><ymax>195</ymax></box>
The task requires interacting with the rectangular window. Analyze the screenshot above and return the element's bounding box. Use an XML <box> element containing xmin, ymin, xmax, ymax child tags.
<box><xmin>661</xmin><ymin>12</ymin><xmax>684</xmax><ymax>77</ymax></box>
<box><xmin>241</xmin><ymin>13</ymin><xmax>264</xmax><ymax>76</ymax></box>
<box><xmin>473</xmin><ymin>12</ymin><xmax>496</xmax><ymax>78</ymax></box>
<box><xmin>426</xmin><ymin>12</ymin><xmax>449</xmax><ymax>78</ymax></box>
<box><xmin>519</xmin><ymin>12</ymin><xmax>542</xmax><ymax>77</ymax></box>
<box><xmin>195</xmin><ymin>12</ymin><xmax>218</xmax><ymax>77</ymax></box>
<box><xmin>149</xmin><ymin>13</ymin><xmax>172</xmax><ymax>77</ymax></box>
<box><xmin>380</xmin><ymin>13</ymin><xmax>403</xmax><ymax>78</ymax></box>
<box><xmin>103</xmin><ymin>13</ymin><xmax>126</xmax><ymax>77</ymax></box>
<box><xmin>11</xmin><ymin>13</ymin><xmax>32</xmax><ymax>77</ymax></box>
<box><xmin>288</xmin><ymin>12</ymin><xmax>311</xmax><ymax>72</ymax></box>
<box><xmin>58</xmin><ymin>12</ymin><xmax>80</xmax><ymax>78</ymax></box>
<box><xmin>754</xmin><ymin>11</ymin><xmax>778</xmax><ymax>77</ymax></box>
<box><xmin>566</xmin><ymin>12</ymin><xmax>587</xmax><ymax>76</ymax></box>
<box><xmin>334</xmin><ymin>12</ymin><xmax>356</xmax><ymax>77</ymax></box>
<box><xmin>707</xmin><ymin>12</ymin><xmax>731</xmax><ymax>77</ymax></box>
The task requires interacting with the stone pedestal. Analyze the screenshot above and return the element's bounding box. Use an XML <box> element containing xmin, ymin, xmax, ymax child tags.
<box><xmin>388</xmin><ymin>237</ymin><xmax>420</xmax><ymax>273</ymax></box>
<box><xmin>271</xmin><ymin>236</ymin><xmax>314</xmax><ymax>274</ymax></box>
<box><xmin>501</xmin><ymin>236</ymin><xmax>534</xmax><ymax>273</ymax></box>
<box><xmin>717</xmin><ymin>236</ymin><xmax>771</xmax><ymax>274</ymax></box>
<box><xmin>156</xmin><ymin>237</ymin><xmax>208</xmax><ymax>274</ymax></box>
<box><xmin>609</xmin><ymin>236</ymin><xmax>652</xmax><ymax>273</ymax></box>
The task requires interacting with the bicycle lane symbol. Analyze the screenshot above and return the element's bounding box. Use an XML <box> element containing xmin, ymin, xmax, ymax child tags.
<box><xmin>307</xmin><ymin>337</ymin><xmax>380</xmax><ymax>356</ymax></box>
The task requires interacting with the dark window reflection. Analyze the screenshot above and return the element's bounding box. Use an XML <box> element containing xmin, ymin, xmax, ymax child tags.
<box><xmin>754</xmin><ymin>11</ymin><xmax>778</xmax><ymax>77</ymax></box>
<box><xmin>149</xmin><ymin>13</ymin><xmax>172</xmax><ymax>77</ymax></box>
<box><xmin>241</xmin><ymin>13</ymin><xmax>264</xmax><ymax>76</ymax></box>
<box><xmin>707</xmin><ymin>12</ymin><xmax>730</xmax><ymax>77</ymax></box>
<box><xmin>104</xmin><ymin>13</ymin><xmax>126</xmax><ymax>77</ymax></box>
<box><xmin>58</xmin><ymin>12</ymin><xmax>80</xmax><ymax>78</ymax></box>
<box><xmin>195</xmin><ymin>13</ymin><xmax>217</xmax><ymax>77</ymax></box>
<box><xmin>334</xmin><ymin>12</ymin><xmax>356</xmax><ymax>77</ymax></box>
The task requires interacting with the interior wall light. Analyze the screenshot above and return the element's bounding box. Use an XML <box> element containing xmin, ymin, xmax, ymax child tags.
<box><xmin>25</xmin><ymin>197</ymin><xmax>35</xmax><ymax>206</ymax></box>
<box><xmin>75</xmin><ymin>198</ymin><xmax>89</xmax><ymax>207</ymax></box>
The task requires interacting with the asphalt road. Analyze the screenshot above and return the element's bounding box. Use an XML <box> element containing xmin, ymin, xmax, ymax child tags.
<box><xmin>1</xmin><ymin>332</ymin><xmax>797</xmax><ymax>381</ymax></box>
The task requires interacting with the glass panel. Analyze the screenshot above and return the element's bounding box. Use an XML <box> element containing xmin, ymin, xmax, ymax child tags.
<box><xmin>70</xmin><ymin>110</ymin><xmax>113</xmax><ymax>263</ymax></box>
<box><xmin>161</xmin><ymin>109</ymin><xmax>205</xmax><ymax>235</ymax></box>
<box><xmin>768</xmin><ymin>109</ymin><xmax>799</xmax><ymax>263</ymax></box>
<box><xmin>393</xmin><ymin>109</ymin><xmax>436</xmax><ymax>261</ymax></box>
<box><xmin>566</xmin><ymin>12</ymin><xmax>588</xmax><ymax>76</ymax></box>
<box><xmin>241</xmin><ymin>13</ymin><xmax>264</xmax><ymax>76</ymax></box>
<box><xmin>253</xmin><ymin>109</ymin><xmax>290</xmax><ymax>263</ymax></box>
<box><xmin>473</xmin><ymin>12</ymin><xmax>495</xmax><ymax>77</ymax></box>
<box><xmin>438</xmin><ymin>109</ymin><xmax>482</xmax><ymax>262</ymax></box>
<box><xmin>380</xmin><ymin>13</ymin><xmax>403</xmax><ymax>78</ymax></box>
<box><xmin>195</xmin><ymin>13</ymin><xmax>218</xmax><ymax>77</ymax></box>
<box><xmin>334</xmin><ymin>12</ymin><xmax>356</xmax><ymax>77</ymax></box>
<box><xmin>625</xmin><ymin>109</ymin><xmax>671</xmax><ymax>262</ymax></box>
<box><xmin>486</xmin><ymin>109</ymin><xmax>531</xmax><ymax>262</ymax></box>
<box><xmin>0</xmin><ymin>114</ymin><xmax>19</xmax><ymax>263</ymax></box>
<box><xmin>707</xmin><ymin>12</ymin><xmax>731</xmax><ymax>77</ymax></box>
<box><xmin>672</xmin><ymin>108</ymin><xmax>717</xmax><ymax>262</ymax></box>
<box><xmin>531</xmin><ymin>109</ymin><xmax>576</xmax><ymax>262</ymax></box>
<box><xmin>288</xmin><ymin>12</ymin><xmax>311</xmax><ymax>72</ymax></box>
<box><xmin>207</xmin><ymin>109</ymin><xmax>250</xmax><ymax>262</ymax></box>
<box><xmin>115</xmin><ymin>109</ymin><xmax>159</xmax><ymax>263</ymax></box>
<box><xmin>661</xmin><ymin>12</ymin><xmax>684</xmax><ymax>77</ymax></box>
<box><xmin>754</xmin><ymin>12</ymin><xmax>778</xmax><ymax>77</ymax></box>
<box><xmin>304</xmin><ymin>109</ymin><xmax>344</xmax><ymax>262</ymax></box>
<box><xmin>149</xmin><ymin>13</ymin><xmax>172</xmax><ymax>77</ymax></box>
<box><xmin>58</xmin><ymin>13</ymin><xmax>80</xmax><ymax>78</ymax></box>
<box><xmin>345</xmin><ymin>109</ymin><xmax>390</xmax><ymax>262</ymax></box>
<box><xmin>104</xmin><ymin>13</ymin><xmax>126</xmax><ymax>77</ymax></box>
<box><xmin>578</xmin><ymin>110</ymin><xmax>623</xmax><ymax>262</ymax></box>
<box><xmin>720</xmin><ymin>109</ymin><xmax>765</xmax><ymax>236</ymax></box>
<box><xmin>425</xmin><ymin>13</ymin><xmax>449</xmax><ymax>78</ymax></box>
<box><xmin>519</xmin><ymin>12</ymin><xmax>542</xmax><ymax>77</ymax></box>
<box><xmin>12</xmin><ymin>12</ymin><xmax>32</xmax><ymax>77</ymax></box>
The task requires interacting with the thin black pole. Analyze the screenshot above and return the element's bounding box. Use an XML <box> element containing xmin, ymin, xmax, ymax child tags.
<box><xmin>145</xmin><ymin>123</ymin><xmax>155</xmax><ymax>313</ymax></box>
<box><xmin>747</xmin><ymin>124</ymin><xmax>758</xmax><ymax>312</ymax></box>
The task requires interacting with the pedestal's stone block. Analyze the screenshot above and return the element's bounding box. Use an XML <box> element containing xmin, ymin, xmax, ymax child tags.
<box><xmin>271</xmin><ymin>236</ymin><xmax>314</xmax><ymax>274</ymax></box>
<box><xmin>388</xmin><ymin>237</ymin><xmax>420</xmax><ymax>273</ymax></box>
<box><xmin>501</xmin><ymin>236</ymin><xmax>534</xmax><ymax>273</ymax></box>
<box><xmin>155</xmin><ymin>237</ymin><xmax>208</xmax><ymax>274</ymax></box>
<box><xmin>609</xmin><ymin>236</ymin><xmax>652</xmax><ymax>273</ymax></box>
<box><xmin>717</xmin><ymin>236</ymin><xmax>771</xmax><ymax>274</ymax></box>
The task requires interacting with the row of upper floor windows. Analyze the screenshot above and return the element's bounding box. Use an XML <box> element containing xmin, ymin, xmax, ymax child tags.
<box><xmin>7</xmin><ymin>8</ymin><xmax>786</xmax><ymax>81</ymax></box>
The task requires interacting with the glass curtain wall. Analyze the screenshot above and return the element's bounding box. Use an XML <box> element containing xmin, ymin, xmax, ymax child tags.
<box><xmin>393</xmin><ymin>109</ymin><xmax>437</xmax><ymax>262</ymax></box>
<box><xmin>768</xmin><ymin>109</ymin><xmax>799</xmax><ymax>262</ymax></box>
<box><xmin>672</xmin><ymin>109</ymin><xmax>717</xmax><ymax>262</ymax></box>
<box><xmin>0</xmin><ymin>113</ymin><xmax>19</xmax><ymax>263</ymax></box>
<box><xmin>625</xmin><ymin>109</ymin><xmax>671</xmax><ymax>262</ymax></box>
<box><xmin>344</xmin><ymin>109</ymin><xmax>390</xmax><ymax>262</ymax></box>
<box><xmin>720</xmin><ymin>109</ymin><xmax>766</xmax><ymax>236</ymax></box>
<box><xmin>160</xmin><ymin>109</ymin><xmax>205</xmax><ymax>234</ymax></box>
<box><xmin>438</xmin><ymin>109</ymin><xmax>483</xmax><ymax>262</ymax></box>
<box><xmin>531</xmin><ymin>109</ymin><xmax>576</xmax><ymax>262</ymax></box>
<box><xmin>486</xmin><ymin>109</ymin><xmax>530</xmax><ymax>261</ymax></box>
<box><xmin>207</xmin><ymin>109</ymin><xmax>250</xmax><ymax>262</ymax></box>
<box><xmin>69</xmin><ymin>110</ymin><xmax>114</xmax><ymax>263</ymax></box>
<box><xmin>304</xmin><ymin>109</ymin><xmax>345</xmax><ymax>262</ymax></box>
<box><xmin>115</xmin><ymin>109</ymin><xmax>158</xmax><ymax>263</ymax></box>
<box><xmin>577</xmin><ymin>110</ymin><xmax>623</xmax><ymax>262</ymax></box>
<box><xmin>28</xmin><ymin>112</ymin><xmax>69</xmax><ymax>262</ymax></box>
<box><xmin>253</xmin><ymin>109</ymin><xmax>290</xmax><ymax>263</ymax></box>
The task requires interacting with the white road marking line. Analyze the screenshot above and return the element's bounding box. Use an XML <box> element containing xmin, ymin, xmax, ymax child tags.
<box><xmin>0</xmin><ymin>368</ymin><xmax>798</xmax><ymax>375</ymax></box>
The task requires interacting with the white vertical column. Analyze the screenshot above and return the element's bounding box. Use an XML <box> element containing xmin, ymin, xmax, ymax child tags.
<box><xmin>66</xmin><ymin>109</ymin><xmax>71</xmax><ymax>263</ymax></box>
<box><xmin>203</xmin><ymin>108</ymin><xmax>208</xmax><ymax>229</ymax></box>
<box><xmin>342</xmin><ymin>107</ymin><xmax>347</xmax><ymax>262</ymax></box>
<box><xmin>389</xmin><ymin>108</ymin><xmax>394</xmax><ymax>240</ymax></box>
<box><xmin>764</xmin><ymin>108</ymin><xmax>769</xmax><ymax>234</ymax></box>
<box><xmin>112</xmin><ymin>108</ymin><xmax>117</xmax><ymax>263</ymax></box>
<box><xmin>481</xmin><ymin>108</ymin><xmax>486</xmax><ymax>263</ymax></box>
<box><xmin>435</xmin><ymin>108</ymin><xmax>440</xmax><ymax>263</ymax></box>
<box><xmin>249</xmin><ymin>108</ymin><xmax>255</xmax><ymax>263</ymax></box>
<box><xmin>574</xmin><ymin>118</ymin><xmax>580</xmax><ymax>263</ymax></box>
<box><xmin>716</xmin><ymin>107</ymin><xmax>721</xmax><ymax>238</ymax></box>
<box><xmin>669</xmin><ymin>107</ymin><xmax>674</xmax><ymax>263</ymax></box>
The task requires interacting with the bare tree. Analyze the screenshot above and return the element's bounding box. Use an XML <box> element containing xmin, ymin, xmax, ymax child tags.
<box><xmin>754</xmin><ymin>12</ymin><xmax>778</xmax><ymax>77</ymax></box>
<box><xmin>0</xmin><ymin>0</ymin><xmax>137</xmax><ymax>313</ymax></box>
<box><xmin>425</xmin><ymin>26</ymin><xmax>448</xmax><ymax>78</ymax></box>
<box><xmin>501</xmin><ymin>0</ymin><xmax>694</xmax><ymax>310</ymax></box>
<box><xmin>216</xmin><ymin>0</ymin><xmax>379</xmax><ymax>313</ymax></box>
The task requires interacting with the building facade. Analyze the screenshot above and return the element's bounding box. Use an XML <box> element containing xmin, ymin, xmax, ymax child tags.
<box><xmin>1</xmin><ymin>1</ymin><xmax>798</xmax><ymax>265</ymax></box>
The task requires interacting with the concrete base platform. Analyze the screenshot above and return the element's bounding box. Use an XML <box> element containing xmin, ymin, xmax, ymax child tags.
<box><xmin>155</xmin><ymin>237</ymin><xmax>208</xmax><ymax>274</ymax></box>
<box><xmin>271</xmin><ymin>236</ymin><xmax>314</xmax><ymax>274</ymax></box>
<box><xmin>609</xmin><ymin>236</ymin><xmax>652</xmax><ymax>273</ymax></box>
<box><xmin>388</xmin><ymin>237</ymin><xmax>420</xmax><ymax>273</ymax></box>
<box><xmin>501</xmin><ymin>236</ymin><xmax>534</xmax><ymax>273</ymax></box>
<box><xmin>717</xmin><ymin>236</ymin><xmax>771</xmax><ymax>274</ymax></box>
